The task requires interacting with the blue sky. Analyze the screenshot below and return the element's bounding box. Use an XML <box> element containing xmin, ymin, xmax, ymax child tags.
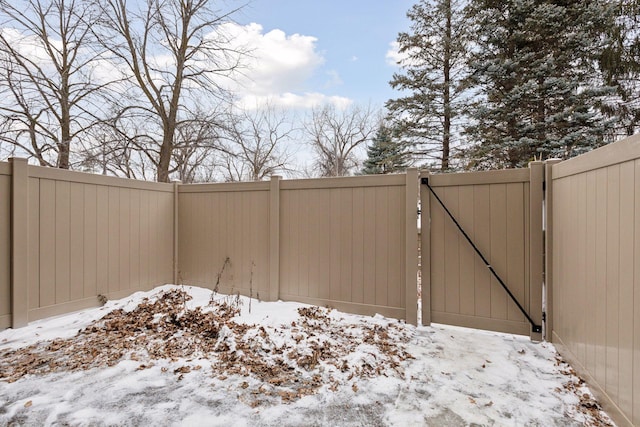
<box><xmin>230</xmin><ymin>0</ymin><xmax>416</xmax><ymax>109</ymax></box>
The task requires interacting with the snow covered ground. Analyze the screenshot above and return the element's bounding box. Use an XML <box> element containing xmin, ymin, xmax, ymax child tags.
<box><xmin>0</xmin><ymin>285</ymin><xmax>613</xmax><ymax>426</ymax></box>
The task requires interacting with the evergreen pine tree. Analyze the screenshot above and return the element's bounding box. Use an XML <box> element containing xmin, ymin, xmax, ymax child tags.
<box><xmin>464</xmin><ymin>0</ymin><xmax>615</xmax><ymax>169</ymax></box>
<box><xmin>386</xmin><ymin>0</ymin><xmax>472</xmax><ymax>171</ymax></box>
<box><xmin>361</xmin><ymin>124</ymin><xmax>409</xmax><ymax>174</ymax></box>
<box><xmin>599</xmin><ymin>0</ymin><xmax>640</xmax><ymax>139</ymax></box>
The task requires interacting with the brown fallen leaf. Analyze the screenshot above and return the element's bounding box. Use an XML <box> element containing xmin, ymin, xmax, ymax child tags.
<box><xmin>24</xmin><ymin>400</ymin><xmax>32</xmax><ymax>408</ymax></box>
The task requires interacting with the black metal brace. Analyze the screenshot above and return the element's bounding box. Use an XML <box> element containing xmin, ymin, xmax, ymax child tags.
<box><xmin>421</xmin><ymin>177</ymin><xmax>542</xmax><ymax>334</ymax></box>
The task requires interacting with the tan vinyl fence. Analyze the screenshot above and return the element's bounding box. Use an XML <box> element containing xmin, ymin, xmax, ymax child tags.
<box><xmin>0</xmin><ymin>162</ymin><xmax>10</xmax><ymax>329</ymax></box>
<box><xmin>420</xmin><ymin>164</ymin><xmax>544</xmax><ymax>340</ymax></box>
<box><xmin>2</xmin><ymin>135</ymin><xmax>640</xmax><ymax>425</ymax></box>
<box><xmin>547</xmin><ymin>135</ymin><xmax>640</xmax><ymax>427</ymax></box>
<box><xmin>2</xmin><ymin>159</ymin><xmax>176</xmax><ymax>328</ymax></box>
<box><xmin>178</xmin><ymin>171</ymin><xmax>419</xmax><ymax>323</ymax></box>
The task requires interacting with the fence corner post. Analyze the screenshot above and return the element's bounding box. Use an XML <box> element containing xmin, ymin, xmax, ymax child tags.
<box><xmin>543</xmin><ymin>159</ymin><xmax>561</xmax><ymax>342</ymax></box>
<box><xmin>269</xmin><ymin>176</ymin><xmax>281</xmax><ymax>302</ymax></box>
<box><xmin>9</xmin><ymin>157</ymin><xmax>29</xmax><ymax>328</ymax></box>
<box><xmin>419</xmin><ymin>171</ymin><xmax>431</xmax><ymax>327</ymax></box>
<box><xmin>528</xmin><ymin>161</ymin><xmax>544</xmax><ymax>341</ymax></box>
<box><xmin>172</xmin><ymin>180</ymin><xmax>181</xmax><ymax>285</ymax></box>
<box><xmin>405</xmin><ymin>168</ymin><xmax>419</xmax><ymax>325</ymax></box>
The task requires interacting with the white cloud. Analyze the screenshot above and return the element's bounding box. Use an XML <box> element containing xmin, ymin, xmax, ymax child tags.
<box><xmin>385</xmin><ymin>41</ymin><xmax>404</xmax><ymax>66</ymax></box>
<box><xmin>1</xmin><ymin>22</ymin><xmax>352</xmax><ymax>111</ymax></box>
<box><xmin>215</xmin><ymin>22</ymin><xmax>353</xmax><ymax>110</ymax></box>
<box><xmin>221</xmin><ymin>23</ymin><xmax>323</xmax><ymax>94</ymax></box>
<box><xmin>238</xmin><ymin>92</ymin><xmax>352</xmax><ymax>111</ymax></box>
<box><xmin>324</xmin><ymin>70</ymin><xmax>342</xmax><ymax>88</ymax></box>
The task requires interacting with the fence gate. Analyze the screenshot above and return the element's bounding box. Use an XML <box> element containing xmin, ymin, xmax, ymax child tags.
<box><xmin>420</xmin><ymin>164</ymin><xmax>544</xmax><ymax>340</ymax></box>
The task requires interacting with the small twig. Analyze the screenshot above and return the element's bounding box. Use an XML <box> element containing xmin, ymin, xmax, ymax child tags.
<box><xmin>211</xmin><ymin>257</ymin><xmax>231</xmax><ymax>304</ymax></box>
<box><xmin>249</xmin><ymin>261</ymin><xmax>255</xmax><ymax>314</ymax></box>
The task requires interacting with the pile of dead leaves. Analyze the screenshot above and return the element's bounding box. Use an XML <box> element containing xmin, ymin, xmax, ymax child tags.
<box><xmin>555</xmin><ymin>358</ymin><xmax>615</xmax><ymax>427</ymax></box>
<box><xmin>0</xmin><ymin>289</ymin><xmax>413</xmax><ymax>406</ymax></box>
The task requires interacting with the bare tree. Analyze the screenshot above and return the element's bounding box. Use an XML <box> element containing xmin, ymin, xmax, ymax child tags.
<box><xmin>220</xmin><ymin>104</ymin><xmax>295</xmax><ymax>181</ymax></box>
<box><xmin>96</xmin><ymin>0</ymin><xmax>245</xmax><ymax>182</ymax></box>
<box><xmin>305</xmin><ymin>104</ymin><xmax>378</xmax><ymax>177</ymax></box>
<box><xmin>0</xmin><ymin>0</ymin><xmax>109</xmax><ymax>168</ymax></box>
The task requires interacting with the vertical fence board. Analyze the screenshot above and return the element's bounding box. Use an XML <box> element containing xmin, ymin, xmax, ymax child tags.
<box><xmin>458</xmin><ymin>186</ymin><xmax>475</xmax><ymax>316</ymax></box>
<box><xmin>96</xmin><ymin>186</ymin><xmax>108</xmax><ymax>297</ymax></box>
<box><xmin>489</xmin><ymin>184</ymin><xmax>508</xmax><ymax>320</ymax></box>
<box><xmin>473</xmin><ymin>185</ymin><xmax>491</xmax><ymax>318</ymax></box>
<box><xmin>506</xmin><ymin>183</ymin><xmax>525</xmax><ymax>323</ymax></box>
<box><xmin>28</xmin><ymin>178</ymin><xmax>40</xmax><ymax>310</ymax></box>
<box><xmin>430</xmin><ymin>185</ymin><xmax>445</xmax><ymax>314</ymax></box>
<box><xmin>118</xmin><ymin>189</ymin><xmax>131</xmax><ymax>290</ymax></box>
<box><xmin>298</xmin><ymin>190</ymin><xmax>310</xmax><ymax>298</ymax></box>
<box><xmin>618</xmin><ymin>161</ymin><xmax>634</xmax><ymax>416</ymax></box>
<box><xmin>595</xmin><ymin>168</ymin><xmax>608</xmax><ymax>387</ymax></box>
<box><xmin>55</xmin><ymin>181</ymin><xmax>71</xmax><ymax>304</ymax></box>
<box><xmin>340</xmin><ymin>188</ymin><xmax>353</xmax><ymax>304</ymax></box>
<box><xmin>584</xmin><ymin>171</ymin><xmax>596</xmax><ymax>376</ymax></box>
<box><xmin>375</xmin><ymin>187</ymin><xmax>389</xmax><ymax>307</ymax></box>
<box><xmin>443</xmin><ymin>187</ymin><xmax>460</xmax><ymax>314</ymax></box>
<box><xmin>420</xmin><ymin>172</ymin><xmax>431</xmax><ymax>326</ymax></box>
<box><xmin>129</xmin><ymin>189</ymin><xmax>140</xmax><ymax>290</ymax></box>
<box><xmin>606</xmin><ymin>165</ymin><xmax>621</xmax><ymax>404</ymax></box>
<box><xmin>69</xmin><ymin>182</ymin><xmax>84</xmax><ymax>302</ymax></box>
<box><xmin>387</xmin><ymin>186</ymin><xmax>403</xmax><ymax>309</ymax></box>
<box><xmin>351</xmin><ymin>188</ymin><xmax>364</xmax><ymax>304</ymax></box>
<box><xmin>634</xmin><ymin>158</ymin><xmax>640</xmax><ymax>426</ymax></box>
<box><xmin>362</xmin><ymin>187</ymin><xmax>376</xmax><ymax>306</ymax></box>
<box><xmin>0</xmin><ymin>169</ymin><xmax>10</xmax><ymax>327</ymax></box>
<box><xmin>83</xmin><ymin>185</ymin><xmax>97</xmax><ymax>298</ymax></box>
<box><xmin>39</xmin><ymin>179</ymin><xmax>56</xmax><ymax>308</ymax></box>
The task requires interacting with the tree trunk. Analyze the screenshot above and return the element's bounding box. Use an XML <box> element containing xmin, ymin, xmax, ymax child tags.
<box><xmin>157</xmin><ymin>132</ymin><xmax>173</xmax><ymax>182</ymax></box>
<box><xmin>441</xmin><ymin>0</ymin><xmax>452</xmax><ymax>171</ymax></box>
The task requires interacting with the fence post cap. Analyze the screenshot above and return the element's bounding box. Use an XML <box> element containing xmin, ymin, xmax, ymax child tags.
<box><xmin>8</xmin><ymin>157</ymin><xmax>28</xmax><ymax>163</ymax></box>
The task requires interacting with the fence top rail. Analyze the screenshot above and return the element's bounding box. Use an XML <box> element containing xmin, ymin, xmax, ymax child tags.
<box><xmin>0</xmin><ymin>161</ymin><xmax>9</xmax><ymax>175</ymax></box>
<box><xmin>423</xmin><ymin>168</ymin><xmax>530</xmax><ymax>187</ymax></box>
<box><xmin>280</xmin><ymin>173</ymin><xmax>406</xmax><ymax>190</ymax></box>
<box><xmin>28</xmin><ymin>164</ymin><xmax>174</xmax><ymax>192</ymax></box>
<box><xmin>552</xmin><ymin>133</ymin><xmax>640</xmax><ymax>179</ymax></box>
<box><xmin>179</xmin><ymin>181</ymin><xmax>270</xmax><ymax>193</ymax></box>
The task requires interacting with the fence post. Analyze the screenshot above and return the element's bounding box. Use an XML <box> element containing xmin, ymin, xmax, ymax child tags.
<box><xmin>543</xmin><ymin>159</ymin><xmax>561</xmax><ymax>341</ymax></box>
<box><xmin>9</xmin><ymin>158</ymin><xmax>28</xmax><ymax>328</ymax></box>
<box><xmin>420</xmin><ymin>171</ymin><xmax>431</xmax><ymax>326</ymax></box>
<box><xmin>172</xmin><ymin>180</ymin><xmax>181</xmax><ymax>285</ymax></box>
<box><xmin>269</xmin><ymin>176</ymin><xmax>281</xmax><ymax>301</ymax></box>
<box><xmin>405</xmin><ymin>169</ymin><xmax>419</xmax><ymax>325</ymax></box>
<box><xmin>529</xmin><ymin>161</ymin><xmax>544</xmax><ymax>341</ymax></box>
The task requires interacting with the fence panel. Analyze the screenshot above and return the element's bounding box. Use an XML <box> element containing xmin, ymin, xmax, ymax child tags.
<box><xmin>549</xmin><ymin>135</ymin><xmax>640</xmax><ymax>427</ymax></box>
<box><xmin>0</xmin><ymin>163</ymin><xmax>175</xmax><ymax>327</ymax></box>
<box><xmin>0</xmin><ymin>162</ymin><xmax>10</xmax><ymax>329</ymax></box>
<box><xmin>421</xmin><ymin>166</ymin><xmax>543</xmax><ymax>338</ymax></box>
<box><xmin>178</xmin><ymin>182</ymin><xmax>272</xmax><ymax>299</ymax></box>
<box><xmin>278</xmin><ymin>174</ymin><xmax>414</xmax><ymax>320</ymax></box>
<box><xmin>178</xmin><ymin>173</ymin><xmax>418</xmax><ymax>323</ymax></box>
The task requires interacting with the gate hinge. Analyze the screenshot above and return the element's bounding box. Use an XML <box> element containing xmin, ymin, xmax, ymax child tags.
<box><xmin>542</xmin><ymin>311</ymin><xmax>546</xmax><ymax>322</ymax></box>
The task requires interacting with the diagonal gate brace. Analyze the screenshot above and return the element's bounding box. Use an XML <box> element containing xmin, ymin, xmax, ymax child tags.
<box><xmin>421</xmin><ymin>177</ymin><xmax>542</xmax><ymax>334</ymax></box>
